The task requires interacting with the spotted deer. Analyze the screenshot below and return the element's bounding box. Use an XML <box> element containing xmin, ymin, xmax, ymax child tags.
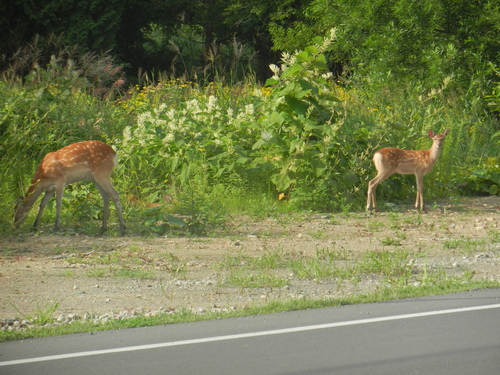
<box><xmin>366</xmin><ymin>129</ymin><xmax>450</xmax><ymax>213</ymax></box>
<box><xmin>14</xmin><ymin>141</ymin><xmax>126</xmax><ymax>234</ymax></box>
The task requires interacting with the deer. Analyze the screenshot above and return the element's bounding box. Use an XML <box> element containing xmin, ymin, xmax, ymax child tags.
<box><xmin>14</xmin><ymin>140</ymin><xmax>126</xmax><ymax>235</ymax></box>
<box><xmin>366</xmin><ymin>129</ymin><xmax>450</xmax><ymax>214</ymax></box>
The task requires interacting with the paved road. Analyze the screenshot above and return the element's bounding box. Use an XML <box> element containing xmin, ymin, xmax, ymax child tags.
<box><xmin>1</xmin><ymin>288</ymin><xmax>499</xmax><ymax>375</ymax></box>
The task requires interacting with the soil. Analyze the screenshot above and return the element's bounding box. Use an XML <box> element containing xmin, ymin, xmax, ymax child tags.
<box><xmin>1</xmin><ymin>196</ymin><xmax>499</xmax><ymax>325</ymax></box>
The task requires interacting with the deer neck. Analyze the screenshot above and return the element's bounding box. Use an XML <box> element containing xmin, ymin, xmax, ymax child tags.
<box><xmin>428</xmin><ymin>140</ymin><xmax>443</xmax><ymax>163</ymax></box>
<box><xmin>21</xmin><ymin>180</ymin><xmax>43</xmax><ymax>208</ymax></box>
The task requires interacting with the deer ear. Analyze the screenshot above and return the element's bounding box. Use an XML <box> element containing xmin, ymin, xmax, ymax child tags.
<box><xmin>428</xmin><ymin>130</ymin><xmax>435</xmax><ymax>138</ymax></box>
<box><xmin>443</xmin><ymin>129</ymin><xmax>450</xmax><ymax>136</ymax></box>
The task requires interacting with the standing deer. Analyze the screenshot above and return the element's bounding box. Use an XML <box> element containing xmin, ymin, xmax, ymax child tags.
<box><xmin>14</xmin><ymin>141</ymin><xmax>126</xmax><ymax>235</ymax></box>
<box><xmin>366</xmin><ymin>129</ymin><xmax>450</xmax><ymax>213</ymax></box>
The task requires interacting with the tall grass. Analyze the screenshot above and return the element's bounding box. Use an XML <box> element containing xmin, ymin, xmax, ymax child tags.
<box><xmin>1</xmin><ymin>31</ymin><xmax>498</xmax><ymax>235</ymax></box>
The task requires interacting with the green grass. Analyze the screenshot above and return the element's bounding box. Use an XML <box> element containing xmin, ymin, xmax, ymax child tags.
<box><xmin>86</xmin><ymin>268</ymin><xmax>156</xmax><ymax>279</ymax></box>
<box><xmin>443</xmin><ymin>237</ymin><xmax>489</xmax><ymax>255</ymax></box>
<box><xmin>221</xmin><ymin>271</ymin><xmax>289</xmax><ymax>288</ymax></box>
<box><xmin>10</xmin><ymin>301</ymin><xmax>60</xmax><ymax>326</ymax></box>
<box><xmin>216</xmin><ymin>250</ymin><xmax>288</xmax><ymax>271</ymax></box>
<box><xmin>380</xmin><ymin>236</ymin><xmax>403</xmax><ymax>246</ymax></box>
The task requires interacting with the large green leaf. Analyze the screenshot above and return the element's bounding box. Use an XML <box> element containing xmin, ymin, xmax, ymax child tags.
<box><xmin>282</xmin><ymin>64</ymin><xmax>302</xmax><ymax>78</ymax></box>
<box><xmin>285</xmin><ymin>95</ymin><xmax>308</xmax><ymax>117</ymax></box>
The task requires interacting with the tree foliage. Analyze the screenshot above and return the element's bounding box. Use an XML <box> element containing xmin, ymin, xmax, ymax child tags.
<box><xmin>270</xmin><ymin>0</ymin><xmax>500</xmax><ymax>86</ymax></box>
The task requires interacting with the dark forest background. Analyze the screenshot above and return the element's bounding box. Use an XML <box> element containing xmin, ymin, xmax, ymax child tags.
<box><xmin>2</xmin><ymin>0</ymin><xmax>500</xmax><ymax>86</ymax></box>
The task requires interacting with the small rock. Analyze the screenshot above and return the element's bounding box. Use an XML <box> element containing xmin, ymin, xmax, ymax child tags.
<box><xmin>57</xmin><ymin>314</ymin><xmax>67</xmax><ymax>323</ymax></box>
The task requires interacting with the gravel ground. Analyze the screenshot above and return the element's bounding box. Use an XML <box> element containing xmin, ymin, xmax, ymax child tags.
<box><xmin>1</xmin><ymin>196</ymin><xmax>499</xmax><ymax>331</ymax></box>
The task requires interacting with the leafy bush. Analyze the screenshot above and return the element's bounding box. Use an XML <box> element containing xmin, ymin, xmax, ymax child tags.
<box><xmin>462</xmin><ymin>158</ymin><xmax>500</xmax><ymax>196</ymax></box>
<box><xmin>119</xmin><ymin>30</ymin><xmax>376</xmax><ymax>211</ymax></box>
<box><xmin>2</xmin><ymin>29</ymin><xmax>499</xmax><ymax>235</ymax></box>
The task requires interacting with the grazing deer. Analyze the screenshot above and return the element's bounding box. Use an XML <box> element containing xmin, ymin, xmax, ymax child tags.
<box><xmin>366</xmin><ymin>129</ymin><xmax>450</xmax><ymax>213</ymax></box>
<box><xmin>14</xmin><ymin>141</ymin><xmax>126</xmax><ymax>235</ymax></box>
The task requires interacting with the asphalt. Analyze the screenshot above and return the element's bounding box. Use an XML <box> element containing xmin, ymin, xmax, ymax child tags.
<box><xmin>1</xmin><ymin>288</ymin><xmax>499</xmax><ymax>375</ymax></box>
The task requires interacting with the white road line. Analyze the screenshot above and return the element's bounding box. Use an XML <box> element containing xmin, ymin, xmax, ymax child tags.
<box><xmin>2</xmin><ymin>303</ymin><xmax>500</xmax><ymax>367</ymax></box>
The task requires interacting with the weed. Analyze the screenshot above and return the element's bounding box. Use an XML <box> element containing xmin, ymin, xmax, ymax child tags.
<box><xmin>250</xmin><ymin>250</ymin><xmax>287</xmax><ymax>270</ymax></box>
<box><xmin>443</xmin><ymin>237</ymin><xmax>487</xmax><ymax>255</ymax></box>
<box><xmin>87</xmin><ymin>269</ymin><xmax>107</xmax><ymax>278</ymax></box>
<box><xmin>288</xmin><ymin>257</ymin><xmax>336</xmax><ymax>280</ymax></box>
<box><xmin>113</xmin><ymin>269</ymin><xmax>155</xmax><ymax>279</ymax></box>
<box><xmin>11</xmin><ymin>301</ymin><xmax>60</xmax><ymax>325</ymax></box>
<box><xmin>380</xmin><ymin>236</ymin><xmax>403</xmax><ymax>247</ymax></box>
<box><xmin>359</xmin><ymin>249</ymin><xmax>413</xmax><ymax>286</ymax></box>
<box><xmin>366</xmin><ymin>220</ymin><xmax>385</xmax><ymax>233</ymax></box>
<box><xmin>87</xmin><ymin>267</ymin><xmax>155</xmax><ymax>279</ymax></box>
<box><xmin>216</xmin><ymin>249</ymin><xmax>287</xmax><ymax>271</ymax></box>
<box><xmin>164</xmin><ymin>252</ymin><xmax>181</xmax><ymax>263</ymax></box>
<box><xmin>221</xmin><ymin>272</ymin><xmax>288</xmax><ymax>288</ymax></box>
<box><xmin>404</xmin><ymin>215</ymin><xmax>425</xmax><ymax>226</ymax></box>
<box><xmin>387</xmin><ymin>212</ymin><xmax>401</xmax><ymax>229</ymax></box>
<box><xmin>418</xmin><ymin>264</ymin><xmax>474</xmax><ymax>287</ymax></box>
<box><xmin>162</xmin><ymin>252</ymin><xmax>187</xmax><ymax>279</ymax></box>
<box><xmin>307</xmin><ymin>229</ymin><xmax>328</xmax><ymax>239</ymax></box>
<box><xmin>315</xmin><ymin>248</ymin><xmax>349</xmax><ymax>261</ymax></box>
<box><xmin>169</xmin><ymin>265</ymin><xmax>187</xmax><ymax>279</ymax></box>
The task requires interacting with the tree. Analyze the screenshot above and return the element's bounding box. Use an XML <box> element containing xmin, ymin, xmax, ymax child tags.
<box><xmin>222</xmin><ymin>0</ymin><xmax>314</xmax><ymax>80</ymax></box>
<box><xmin>0</xmin><ymin>0</ymin><xmax>124</xmax><ymax>54</ymax></box>
<box><xmin>269</xmin><ymin>0</ymin><xmax>500</xmax><ymax>86</ymax></box>
<box><xmin>0</xmin><ymin>0</ymin><xmax>184</xmax><ymax>76</ymax></box>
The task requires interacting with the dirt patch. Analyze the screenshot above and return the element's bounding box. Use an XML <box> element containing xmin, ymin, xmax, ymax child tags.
<box><xmin>1</xmin><ymin>197</ymin><xmax>499</xmax><ymax>323</ymax></box>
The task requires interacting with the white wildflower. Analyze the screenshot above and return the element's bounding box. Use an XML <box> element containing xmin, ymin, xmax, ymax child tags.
<box><xmin>122</xmin><ymin>126</ymin><xmax>132</xmax><ymax>143</ymax></box>
<box><xmin>261</xmin><ymin>130</ymin><xmax>272</xmax><ymax>141</ymax></box>
<box><xmin>269</xmin><ymin>64</ymin><xmax>280</xmax><ymax>79</ymax></box>
<box><xmin>207</xmin><ymin>95</ymin><xmax>218</xmax><ymax>112</ymax></box>
<box><xmin>166</xmin><ymin>109</ymin><xmax>176</xmax><ymax>119</ymax></box>
<box><xmin>321</xmin><ymin>28</ymin><xmax>337</xmax><ymax>51</ymax></box>
<box><xmin>186</xmin><ymin>99</ymin><xmax>200</xmax><ymax>113</ymax></box>
<box><xmin>163</xmin><ymin>133</ymin><xmax>174</xmax><ymax>143</ymax></box>
<box><xmin>137</xmin><ymin>112</ymin><xmax>153</xmax><ymax>131</ymax></box>
<box><xmin>154</xmin><ymin>103</ymin><xmax>168</xmax><ymax>116</ymax></box>
<box><xmin>281</xmin><ymin>52</ymin><xmax>295</xmax><ymax>66</ymax></box>
<box><xmin>245</xmin><ymin>104</ymin><xmax>255</xmax><ymax>116</ymax></box>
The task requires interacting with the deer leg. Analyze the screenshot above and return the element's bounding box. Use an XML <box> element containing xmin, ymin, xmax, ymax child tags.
<box><xmin>367</xmin><ymin>172</ymin><xmax>392</xmax><ymax>214</ymax></box>
<box><xmin>111</xmin><ymin>189</ymin><xmax>126</xmax><ymax>235</ymax></box>
<box><xmin>93</xmin><ymin>183</ymin><xmax>110</xmax><ymax>233</ymax></box>
<box><xmin>366</xmin><ymin>178</ymin><xmax>378</xmax><ymax>214</ymax></box>
<box><xmin>53</xmin><ymin>185</ymin><xmax>65</xmax><ymax>231</ymax></box>
<box><xmin>415</xmin><ymin>174</ymin><xmax>425</xmax><ymax>211</ymax></box>
<box><xmin>102</xmin><ymin>193</ymin><xmax>111</xmax><ymax>233</ymax></box>
<box><xmin>33</xmin><ymin>188</ymin><xmax>55</xmax><ymax>229</ymax></box>
<box><xmin>94</xmin><ymin>180</ymin><xmax>126</xmax><ymax>235</ymax></box>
